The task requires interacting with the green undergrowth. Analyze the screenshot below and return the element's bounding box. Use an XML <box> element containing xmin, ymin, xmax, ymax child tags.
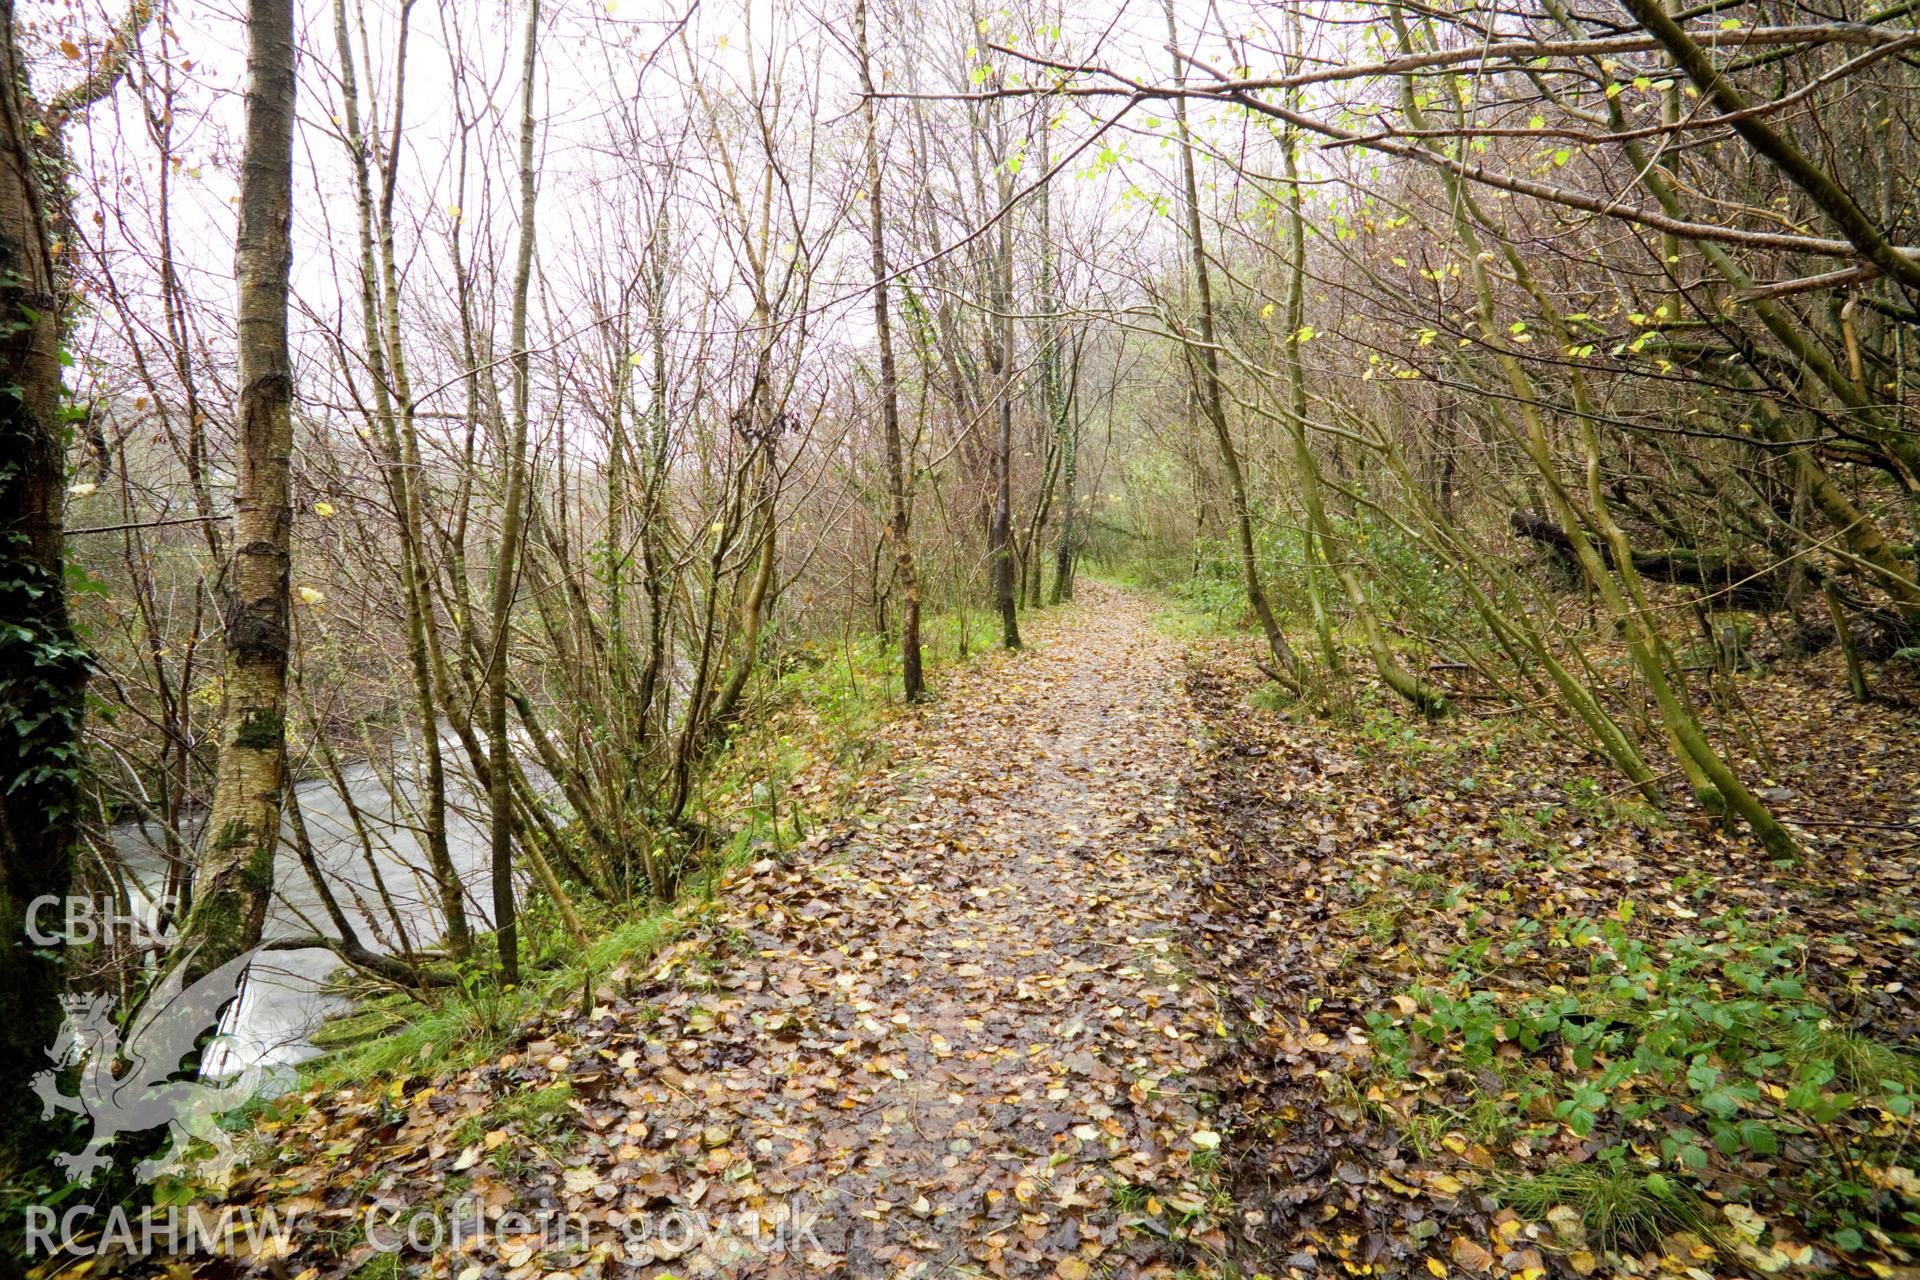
<box><xmin>1334</xmin><ymin>704</ymin><xmax>1920</xmax><ymax>1261</ymax></box>
<box><xmin>1136</xmin><ymin>564</ymin><xmax>1447</xmax><ymax>691</ymax></box>
<box><xmin>1130</xmin><ymin>519</ymin><xmax>1463</xmax><ymax>647</ymax></box>
<box><xmin>697</xmin><ymin>608</ymin><xmax>1000</xmax><ymax>832</ymax></box>
<box><xmin>302</xmin><ymin>901</ymin><xmax>689</xmax><ymax>1089</ymax></box>
<box><xmin>1361</xmin><ymin>786</ymin><xmax>1912</xmax><ymax>1258</ymax></box>
<box><xmin>1491</xmin><ymin>1163</ymin><xmax>1708</xmax><ymax>1254</ymax></box>
<box><xmin>300</xmin><ymin>609</ymin><xmax>1002</xmax><ymax>1093</ymax></box>
<box><xmin>1178</xmin><ymin>605</ymin><xmax>1920</xmax><ymax>1271</ymax></box>
<box><xmin>1358</xmin><ymin>893</ymin><xmax>1920</xmax><ymax>1258</ymax></box>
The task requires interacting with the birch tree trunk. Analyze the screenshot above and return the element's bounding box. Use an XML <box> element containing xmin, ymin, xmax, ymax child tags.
<box><xmin>1035</xmin><ymin>109</ymin><xmax>1076</xmax><ymax>606</ymax></box>
<box><xmin>332</xmin><ymin>0</ymin><xmax>470</xmax><ymax>959</ymax></box>
<box><xmin>177</xmin><ymin>0</ymin><xmax>297</xmax><ymax>985</ymax></box>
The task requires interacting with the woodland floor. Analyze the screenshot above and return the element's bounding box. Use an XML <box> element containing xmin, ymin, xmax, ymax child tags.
<box><xmin>191</xmin><ymin>585</ymin><xmax>1920</xmax><ymax>1280</ymax></box>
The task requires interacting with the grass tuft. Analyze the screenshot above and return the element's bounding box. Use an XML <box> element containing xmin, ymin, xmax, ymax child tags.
<box><xmin>1493</xmin><ymin>1163</ymin><xmax>1705</xmax><ymax>1253</ymax></box>
<box><xmin>1791</xmin><ymin>1022</ymin><xmax>1920</xmax><ymax>1095</ymax></box>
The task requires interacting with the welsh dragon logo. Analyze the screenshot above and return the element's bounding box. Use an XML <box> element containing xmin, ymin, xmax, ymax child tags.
<box><xmin>31</xmin><ymin>948</ymin><xmax>266</xmax><ymax>1186</ymax></box>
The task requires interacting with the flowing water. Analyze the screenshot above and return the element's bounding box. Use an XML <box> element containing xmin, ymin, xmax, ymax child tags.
<box><xmin>110</xmin><ymin>748</ymin><xmax>505</xmax><ymax>1085</ymax></box>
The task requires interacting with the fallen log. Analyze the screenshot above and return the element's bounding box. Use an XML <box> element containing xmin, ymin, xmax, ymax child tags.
<box><xmin>259</xmin><ymin>935</ymin><xmax>458</xmax><ymax>988</ymax></box>
<box><xmin>1508</xmin><ymin>510</ymin><xmax>1788</xmax><ymax>609</ymax></box>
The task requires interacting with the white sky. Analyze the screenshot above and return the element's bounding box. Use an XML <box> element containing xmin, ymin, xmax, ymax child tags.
<box><xmin>31</xmin><ymin>0</ymin><xmax>1379</xmax><ymax>443</ymax></box>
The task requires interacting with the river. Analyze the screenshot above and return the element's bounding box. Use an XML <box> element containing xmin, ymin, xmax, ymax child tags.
<box><xmin>111</xmin><ymin>747</ymin><xmax>506</xmax><ymax>1086</ymax></box>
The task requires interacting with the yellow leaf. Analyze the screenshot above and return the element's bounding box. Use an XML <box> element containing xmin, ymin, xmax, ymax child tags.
<box><xmin>313</xmin><ymin>500</ymin><xmax>335</xmax><ymax>517</ymax></box>
<box><xmin>1545</xmin><ymin>1204</ymin><xmax>1584</xmax><ymax>1244</ymax></box>
<box><xmin>1723</xmin><ymin>1204</ymin><xmax>1767</xmax><ymax>1244</ymax></box>
<box><xmin>1663</xmin><ymin>1232</ymin><xmax>1712</xmax><ymax>1261</ymax></box>
<box><xmin>1427</xmin><ymin>1258</ymin><xmax>1448</xmax><ymax>1278</ymax></box>
<box><xmin>1737</xmin><ymin>1243</ymin><xmax>1793</xmax><ymax>1274</ymax></box>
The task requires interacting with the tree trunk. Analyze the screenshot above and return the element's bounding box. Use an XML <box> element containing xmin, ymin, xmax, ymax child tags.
<box><xmin>1050</xmin><ymin>394</ymin><xmax>1078</xmax><ymax>604</ymax></box>
<box><xmin>0</xmin><ymin>0</ymin><xmax>89</xmax><ymax>1177</ymax></box>
<box><xmin>1163</xmin><ymin>0</ymin><xmax>1299</xmax><ymax>686</ymax></box>
<box><xmin>332</xmin><ymin>0</ymin><xmax>469</xmax><ymax>960</ymax></box>
<box><xmin>1278</xmin><ymin>115</ymin><xmax>1343</xmax><ymax>682</ymax></box>
<box><xmin>709</xmin><ymin>438</ymin><xmax>778</xmax><ymax>726</ymax></box>
<box><xmin>1824</xmin><ymin>582</ymin><xmax>1870</xmax><ymax>702</ymax></box>
<box><xmin>488</xmin><ymin>0</ymin><xmax>542</xmax><ymax>985</ymax></box>
<box><xmin>990</xmin><ymin>168</ymin><xmax>1020</xmax><ymax>650</ymax></box>
<box><xmin>854</xmin><ymin>0</ymin><xmax>924</xmax><ymax>700</ymax></box>
<box><xmin>1034</xmin><ymin>113</ymin><xmax>1077</xmax><ymax>608</ymax></box>
<box><xmin>177</xmin><ymin>0</ymin><xmax>297</xmax><ymax>985</ymax></box>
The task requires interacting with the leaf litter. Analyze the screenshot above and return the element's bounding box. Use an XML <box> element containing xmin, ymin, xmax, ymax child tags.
<box><xmin>116</xmin><ymin>593</ymin><xmax>1920</xmax><ymax>1280</ymax></box>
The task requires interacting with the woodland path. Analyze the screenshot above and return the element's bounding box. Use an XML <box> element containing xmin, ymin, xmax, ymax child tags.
<box><xmin>238</xmin><ymin>587</ymin><xmax>1244</xmax><ymax>1280</ymax></box>
<box><xmin>593</xmin><ymin>585</ymin><xmax>1239</xmax><ymax>1278</ymax></box>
